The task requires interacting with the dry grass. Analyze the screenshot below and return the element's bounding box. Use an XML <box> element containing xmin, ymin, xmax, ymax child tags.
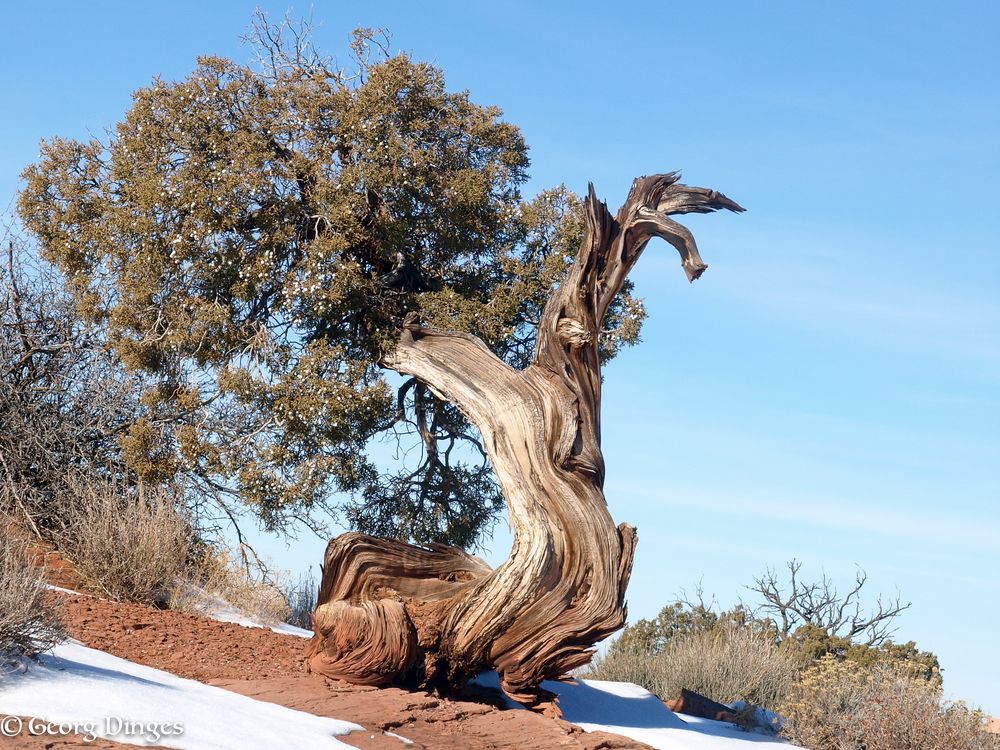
<box><xmin>0</xmin><ymin>533</ymin><xmax>64</xmax><ymax>667</ymax></box>
<box><xmin>61</xmin><ymin>477</ymin><xmax>191</xmax><ymax>606</ymax></box>
<box><xmin>589</xmin><ymin>623</ymin><xmax>798</xmax><ymax>710</ymax></box>
<box><xmin>779</xmin><ymin>655</ymin><xmax>998</xmax><ymax>750</ymax></box>
<box><xmin>169</xmin><ymin>546</ymin><xmax>291</xmax><ymax>626</ymax></box>
<box><xmin>51</xmin><ymin>474</ymin><xmax>296</xmax><ymax>626</ymax></box>
<box><xmin>585</xmin><ymin>642</ymin><xmax>667</xmax><ymax>692</ymax></box>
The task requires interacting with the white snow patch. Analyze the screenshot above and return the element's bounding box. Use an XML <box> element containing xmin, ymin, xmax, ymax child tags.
<box><xmin>0</xmin><ymin>641</ymin><xmax>359</xmax><ymax>748</ymax></box>
<box><xmin>175</xmin><ymin>583</ymin><xmax>313</xmax><ymax>638</ymax></box>
<box><xmin>470</xmin><ymin>672</ymin><xmax>802</xmax><ymax>749</ymax></box>
<box><xmin>268</xmin><ymin>621</ymin><xmax>314</xmax><ymax>638</ymax></box>
<box><xmin>44</xmin><ymin>582</ymin><xmax>312</xmax><ymax>638</ymax></box>
<box><xmin>552</xmin><ymin>678</ymin><xmax>802</xmax><ymax>749</ymax></box>
<box><xmin>45</xmin><ymin>583</ymin><xmax>83</xmax><ymax>596</ymax></box>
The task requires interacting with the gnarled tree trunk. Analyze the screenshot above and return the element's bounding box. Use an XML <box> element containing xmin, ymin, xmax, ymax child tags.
<box><xmin>305</xmin><ymin>173</ymin><xmax>743</xmax><ymax>705</ymax></box>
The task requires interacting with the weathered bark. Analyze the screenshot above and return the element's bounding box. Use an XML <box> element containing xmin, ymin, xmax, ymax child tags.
<box><xmin>306</xmin><ymin>174</ymin><xmax>743</xmax><ymax>705</ymax></box>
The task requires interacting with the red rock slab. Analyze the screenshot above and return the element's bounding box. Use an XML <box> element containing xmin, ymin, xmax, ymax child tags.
<box><xmin>211</xmin><ymin>675</ymin><xmax>652</xmax><ymax>750</ymax></box>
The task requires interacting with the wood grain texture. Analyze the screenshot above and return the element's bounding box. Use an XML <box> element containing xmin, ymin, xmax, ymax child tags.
<box><xmin>306</xmin><ymin>174</ymin><xmax>743</xmax><ymax>706</ymax></box>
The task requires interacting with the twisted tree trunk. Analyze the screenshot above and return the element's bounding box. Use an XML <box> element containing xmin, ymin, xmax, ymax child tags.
<box><xmin>305</xmin><ymin>174</ymin><xmax>743</xmax><ymax>705</ymax></box>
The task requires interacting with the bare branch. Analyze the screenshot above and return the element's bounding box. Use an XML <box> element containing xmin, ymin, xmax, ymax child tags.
<box><xmin>747</xmin><ymin>559</ymin><xmax>911</xmax><ymax>645</ymax></box>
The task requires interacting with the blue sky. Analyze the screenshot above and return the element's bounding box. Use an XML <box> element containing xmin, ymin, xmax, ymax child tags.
<box><xmin>2</xmin><ymin>0</ymin><xmax>998</xmax><ymax>713</ymax></box>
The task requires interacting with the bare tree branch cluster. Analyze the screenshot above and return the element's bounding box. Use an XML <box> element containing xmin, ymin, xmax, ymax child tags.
<box><xmin>0</xmin><ymin>227</ymin><xmax>137</xmax><ymax>538</ymax></box>
<box><xmin>748</xmin><ymin>559</ymin><xmax>911</xmax><ymax>646</ymax></box>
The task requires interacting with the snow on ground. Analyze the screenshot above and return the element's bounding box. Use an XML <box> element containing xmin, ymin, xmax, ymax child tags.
<box><xmin>472</xmin><ymin>672</ymin><xmax>802</xmax><ymax>750</ymax></box>
<box><xmin>204</xmin><ymin>600</ymin><xmax>313</xmax><ymax>638</ymax></box>
<box><xmin>551</xmin><ymin>679</ymin><xmax>803</xmax><ymax>750</ymax></box>
<box><xmin>45</xmin><ymin>581</ymin><xmax>315</xmax><ymax>638</ymax></box>
<box><xmin>1</xmin><ymin>636</ymin><xmax>802</xmax><ymax>750</ymax></box>
<box><xmin>44</xmin><ymin>583</ymin><xmax>83</xmax><ymax>595</ymax></box>
<box><xmin>174</xmin><ymin>583</ymin><xmax>314</xmax><ymax>639</ymax></box>
<box><xmin>269</xmin><ymin>621</ymin><xmax>314</xmax><ymax>638</ymax></box>
<box><xmin>0</xmin><ymin>641</ymin><xmax>358</xmax><ymax>749</ymax></box>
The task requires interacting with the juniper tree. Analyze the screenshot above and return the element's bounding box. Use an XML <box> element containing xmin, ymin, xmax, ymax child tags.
<box><xmin>19</xmin><ymin>22</ymin><xmax>643</xmax><ymax>546</ymax></box>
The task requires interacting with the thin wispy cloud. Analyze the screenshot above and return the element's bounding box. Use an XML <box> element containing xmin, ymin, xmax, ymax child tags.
<box><xmin>610</xmin><ymin>479</ymin><xmax>1000</xmax><ymax>551</ymax></box>
<box><xmin>702</xmin><ymin>254</ymin><xmax>1000</xmax><ymax>371</ymax></box>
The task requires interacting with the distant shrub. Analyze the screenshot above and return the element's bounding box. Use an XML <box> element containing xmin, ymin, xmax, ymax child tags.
<box><xmin>662</xmin><ymin>623</ymin><xmax>798</xmax><ymax>710</ymax></box>
<box><xmin>0</xmin><ymin>534</ymin><xmax>64</xmax><ymax>666</ymax></box>
<box><xmin>62</xmin><ymin>477</ymin><xmax>191</xmax><ymax>605</ymax></box>
<box><xmin>590</xmin><ymin>621</ymin><xmax>797</xmax><ymax>711</ymax></box>
<box><xmin>607</xmin><ymin>600</ymin><xmax>728</xmax><ymax>658</ymax></box>
<box><xmin>284</xmin><ymin>569</ymin><xmax>317</xmax><ymax>630</ymax></box>
<box><xmin>586</xmin><ymin>643</ymin><xmax>669</xmax><ymax>693</ymax></box>
<box><xmin>779</xmin><ymin>655</ymin><xmax>996</xmax><ymax>750</ymax></box>
<box><xmin>605</xmin><ymin>568</ymin><xmax>941</xmax><ymax>715</ymax></box>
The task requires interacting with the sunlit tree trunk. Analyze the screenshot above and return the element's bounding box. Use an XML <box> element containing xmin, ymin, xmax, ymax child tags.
<box><xmin>305</xmin><ymin>174</ymin><xmax>743</xmax><ymax>706</ymax></box>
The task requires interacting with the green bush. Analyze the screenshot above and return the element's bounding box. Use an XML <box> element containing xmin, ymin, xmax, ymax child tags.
<box><xmin>783</xmin><ymin>622</ymin><xmax>941</xmax><ymax>684</ymax></box>
<box><xmin>595</xmin><ymin>573</ymin><xmax>946</xmax><ymax>725</ymax></box>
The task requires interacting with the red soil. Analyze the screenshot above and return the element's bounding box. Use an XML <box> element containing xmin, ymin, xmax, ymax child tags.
<box><xmin>60</xmin><ymin>594</ymin><xmax>305</xmax><ymax>682</ymax></box>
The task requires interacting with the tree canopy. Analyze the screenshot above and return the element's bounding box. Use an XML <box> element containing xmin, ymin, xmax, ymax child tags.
<box><xmin>18</xmin><ymin>19</ymin><xmax>646</xmax><ymax>547</ymax></box>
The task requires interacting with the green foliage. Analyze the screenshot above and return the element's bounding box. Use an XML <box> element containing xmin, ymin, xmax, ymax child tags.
<box><xmin>17</xmin><ymin>18</ymin><xmax>646</xmax><ymax>545</ymax></box>
<box><xmin>610</xmin><ymin>599</ymin><xmax>773</xmax><ymax>658</ymax></box>
<box><xmin>782</xmin><ymin>623</ymin><xmax>941</xmax><ymax>684</ymax></box>
<box><xmin>608</xmin><ymin>569</ymin><xmax>940</xmax><ymax>707</ymax></box>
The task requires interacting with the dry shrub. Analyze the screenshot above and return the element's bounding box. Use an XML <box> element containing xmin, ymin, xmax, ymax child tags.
<box><xmin>169</xmin><ymin>546</ymin><xmax>291</xmax><ymax>626</ymax></box>
<box><xmin>660</xmin><ymin>623</ymin><xmax>797</xmax><ymax>710</ymax></box>
<box><xmin>586</xmin><ymin>644</ymin><xmax>669</xmax><ymax>692</ymax></box>
<box><xmin>780</xmin><ymin>655</ymin><xmax>997</xmax><ymax>750</ymax></box>
<box><xmin>0</xmin><ymin>235</ymin><xmax>141</xmax><ymax>543</ymax></box>
<box><xmin>590</xmin><ymin>623</ymin><xmax>797</xmax><ymax>711</ymax></box>
<box><xmin>284</xmin><ymin>569</ymin><xmax>317</xmax><ymax>629</ymax></box>
<box><xmin>59</xmin><ymin>471</ymin><xmax>293</xmax><ymax>624</ymax></box>
<box><xmin>62</xmin><ymin>477</ymin><xmax>191</xmax><ymax>605</ymax></box>
<box><xmin>0</xmin><ymin>534</ymin><xmax>64</xmax><ymax>665</ymax></box>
